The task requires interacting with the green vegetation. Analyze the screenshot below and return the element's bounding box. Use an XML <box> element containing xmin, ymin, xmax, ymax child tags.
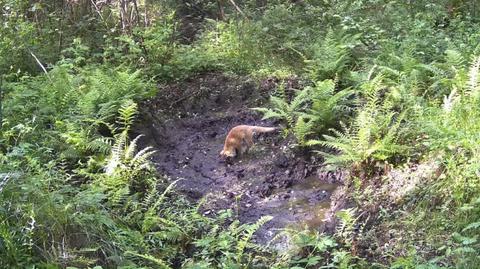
<box><xmin>1</xmin><ymin>0</ymin><xmax>480</xmax><ymax>268</ymax></box>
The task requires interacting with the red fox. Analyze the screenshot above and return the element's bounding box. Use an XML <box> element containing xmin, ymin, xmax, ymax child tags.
<box><xmin>220</xmin><ymin>125</ymin><xmax>277</xmax><ymax>158</ymax></box>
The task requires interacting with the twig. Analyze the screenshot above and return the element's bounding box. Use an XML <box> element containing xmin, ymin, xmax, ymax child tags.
<box><xmin>29</xmin><ymin>51</ymin><xmax>51</xmax><ymax>82</ymax></box>
<box><xmin>90</xmin><ymin>0</ymin><xmax>109</xmax><ymax>28</ymax></box>
<box><xmin>169</xmin><ymin>95</ymin><xmax>190</xmax><ymax>109</ymax></box>
<box><xmin>132</xmin><ymin>0</ymin><xmax>142</xmax><ymax>27</ymax></box>
<box><xmin>217</xmin><ymin>0</ymin><xmax>225</xmax><ymax>20</ymax></box>
<box><xmin>169</xmin><ymin>87</ymin><xmax>205</xmax><ymax>109</ymax></box>
<box><xmin>144</xmin><ymin>0</ymin><xmax>148</xmax><ymax>27</ymax></box>
<box><xmin>228</xmin><ymin>0</ymin><xmax>245</xmax><ymax>17</ymax></box>
<box><xmin>132</xmin><ymin>0</ymin><xmax>149</xmax><ymax>57</ymax></box>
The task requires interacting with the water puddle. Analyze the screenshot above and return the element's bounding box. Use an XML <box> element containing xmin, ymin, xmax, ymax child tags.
<box><xmin>270</xmin><ymin>176</ymin><xmax>339</xmax><ymax>231</ymax></box>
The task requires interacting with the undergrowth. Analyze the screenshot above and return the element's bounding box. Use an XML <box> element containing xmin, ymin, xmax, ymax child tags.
<box><xmin>2</xmin><ymin>0</ymin><xmax>480</xmax><ymax>268</ymax></box>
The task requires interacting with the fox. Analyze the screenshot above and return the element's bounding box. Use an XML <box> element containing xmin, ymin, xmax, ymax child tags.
<box><xmin>220</xmin><ymin>125</ymin><xmax>277</xmax><ymax>158</ymax></box>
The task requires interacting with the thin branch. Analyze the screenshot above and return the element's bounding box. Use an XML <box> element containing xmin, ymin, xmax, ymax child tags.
<box><xmin>119</xmin><ymin>0</ymin><xmax>126</xmax><ymax>33</ymax></box>
<box><xmin>90</xmin><ymin>0</ymin><xmax>109</xmax><ymax>28</ymax></box>
<box><xmin>132</xmin><ymin>0</ymin><xmax>142</xmax><ymax>27</ymax></box>
<box><xmin>144</xmin><ymin>0</ymin><xmax>149</xmax><ymax>27</ymax></box>
<box><xmin>217</xmin><ymin>0</ymin><xmax>225</xmax><ymax>20</ymax></box>
<box><xmin>228</xmin><ymin>0</ymin><xmax>245</xmax><ymax>17</ymax></box>
<box><xmin>132</xmin><ymin>0</ymin><xmax>149</xmax><ymax>57</ymax></box>
<box><xmin>29</xmin><ymin>51</ymin><xmax>51</xmax><ymax>81</ymax></box>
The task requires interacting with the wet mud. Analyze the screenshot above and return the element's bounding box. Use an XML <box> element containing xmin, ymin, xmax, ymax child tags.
<box><xmin>134</xmin><ymin>73</ymin><xmax>345</xmax><ymax>243</ymax></box>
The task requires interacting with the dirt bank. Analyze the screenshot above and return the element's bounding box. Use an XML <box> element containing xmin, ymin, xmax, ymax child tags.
<box><xmin>134</xmin><ymin>73</ymin><xmax>345</xmax><ymax>243</ymax></box>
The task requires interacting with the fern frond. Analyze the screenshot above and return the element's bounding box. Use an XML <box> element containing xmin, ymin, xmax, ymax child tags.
<box><xmin>154</xmin><ymin>180</ymin><xmax>179</xmax><ymax>210</ymax></box>
<box><xmin>125</xmin><ymin>134</ymin><xmax>144</xmax><ymax>160</ymax></box>
<box><xmin>468</xmin><ymin>55</ymin><xmax>480</xmax><ymax>95</ymax></box>
<box><xmin>289</xmin><ymin>87</ymin><xmax>311</xmax><ymax>111</ymax></box>
<box><xmin>236</xmin><ymin>216</ymin><xmax>272</xmax><ymax>262</ymax></box>
<box><xmin>293</xmin><ymin>116</ymin><xmax>315</xmax><ymax>146</ymax></box>
<box><xmin>443</xmin><ymin>89</ymin><xmax>460</xmax><ymax>113</ymax></box>
<box><xmin>132</xmin><ymin>146</ymin><xmax>156</xmax><ymax>168</ymax></box>
<box><xmin>86</xmin><ymin>137</ymin><xmax>113</xmax><ymax>154</ymax></box>
<box><xmin>251</xmin><ymin>107</ymin><xmax>285</xmax><ymax>120</ymax></box>
<box><xmin>305</xmin><ymin>139</ymin><xmax>323</xmax><ymax>147</ymax></box>
<box><xmin>125</xmin><ymin>251</ymin><xmax>172</xmax><ymax>269</ymax></box>
<box><xmin>269</xmin><ymin>95</ymin><xmax>289</xmax><ymax>111</ymax></box>
<box><xmin>312</xmin><ymin>74</ymin><xmax>407</xmax><ymax>168</ymax></box>
<box><xmin>117</xmin><ymin>100</ymin><xmax>138</xmax><ymax>131</ymax></box>
<box><xmin>445</xmin><ymin>49</ymin><xmax>465</xmax><ymax>68</ymax></box>
<box><xmin>142</xmin><ymin>179</ymin><xmax>158</xmax><ymax>210</ymax></box>
<box><xmin>105</xmin><ymin>130</ymin><xmax>127</xmax><ymax>175</ymax></box>
<box><xmin>157</xmin><ymin>217</ymin><xmax>188</xmax><ymax>238</ymax></box>
<box><xmin>96</xmin><ymin>102</ymin><xmax>119</xmax><ymax>121</ymax></box>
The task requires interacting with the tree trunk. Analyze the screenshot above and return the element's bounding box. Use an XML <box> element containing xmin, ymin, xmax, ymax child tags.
<box><xmin>217</xmin><ymin>0</ymin><xmax>225</xmax><ymax>20</ymax></box>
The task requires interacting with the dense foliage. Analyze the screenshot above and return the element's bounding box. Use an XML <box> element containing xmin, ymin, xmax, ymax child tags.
<box><xmin>1</xmin><ymin>0</ymin><xmax>480</xmax><ymax>268</ymax></box>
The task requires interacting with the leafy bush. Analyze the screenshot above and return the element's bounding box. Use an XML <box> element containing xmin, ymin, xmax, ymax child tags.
<box><xmin>253</xmin><ymin>82</ymin><xmax>310</xmax><ymax>128</ymax></box>
<box><xmin>195</xmin><ymin>19</ymin><xmax>271</xmax><ymax>73</ymax></box>
<box><xmin>304</xmin><ymin>30</ymin><xmax>362</xmax><ymax>82</ymax></box>
<box><xmin>304</xmin><ymin>79</ymin><xmax>354</xmax><ymax>133</ymax></box>
<box><xmin>254</xmin><ymin>79</ymin><xmax>353</xmax><ymax>146</ymax></box>
<box><xmin>309</xmin><ymin>75</ymin><xmax>408</xmax><ymax>169</ymax></box>
<box><xmin>3</xmin><ymin>0</ymin><xmax>480</xmax><ymax>268</ymax></box>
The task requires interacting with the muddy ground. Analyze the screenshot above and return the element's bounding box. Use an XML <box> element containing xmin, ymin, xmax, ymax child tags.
<box><xmin>134</xmin><ymin>73</ymin><xmax>345</xmax><ymax>244</ymax></box>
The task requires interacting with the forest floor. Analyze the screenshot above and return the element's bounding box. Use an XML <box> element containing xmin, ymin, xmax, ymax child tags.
<box><xmin>134</xmin><ymin>73</ymin><xmax>346</xmax><ymax>245</ymax></box>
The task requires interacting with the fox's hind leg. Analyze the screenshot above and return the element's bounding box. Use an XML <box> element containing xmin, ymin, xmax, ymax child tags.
<box><xmin>238</xmin><ymin>141</ymin><xmax>248</xmax><ymax>155</ymax></box>
<box><xmin>245</xmin><ymin>133</ymin><xmax>254</xmax><ymax>149</ymax></box>
<box><xmin>240</xmin><ymin>135</ymin><xmax>254</xmax><ymax>155</ymax></box>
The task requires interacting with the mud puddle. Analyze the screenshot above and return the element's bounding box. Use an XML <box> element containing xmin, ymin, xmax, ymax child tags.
<box><xmin>276</xmin><ymin>177</ymin><xmax>339</xmax><ymax>230</ymax></box>
<box><xmin>134</xmin><ymin>73</ymin><xmax>344</xmax><ymax>243</ymax></box>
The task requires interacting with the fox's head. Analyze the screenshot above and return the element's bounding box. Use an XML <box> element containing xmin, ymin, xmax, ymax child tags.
<box><xmin>219</xmin><ymin>149</ymin><xmax>236</xmax><ymax>158</ymax></box>
<box><xmin>219</xmin><ymin>149</ymin><xmax>235</xmax><ymax>165</ymax></box>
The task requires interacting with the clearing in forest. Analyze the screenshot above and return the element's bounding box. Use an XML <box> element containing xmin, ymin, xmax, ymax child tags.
<box><xmin>134</xmin><ymin>73</ymin><xmax>344</xmax><ymax>243</ymax></box>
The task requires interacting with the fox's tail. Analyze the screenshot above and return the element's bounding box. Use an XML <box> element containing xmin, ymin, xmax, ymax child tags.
<box><xmin>249</xmin><ymin>126</ymin><xmax>277</xmax><ymax>133</ymax></box>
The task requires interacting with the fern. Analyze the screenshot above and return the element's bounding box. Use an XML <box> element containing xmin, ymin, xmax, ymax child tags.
<box><xmin>99</xmin><ymin>102</ymin><xmax>157</xmax><ymax>208</ymax></box>
<box><xmin>236</xmin><ymin>215</ymin><xmax>273</xmax><ymax>263</ymax></box>
<box><xmin>156</xmin><ymin>217</ymin><xmax>188</xmax><ymax>241</ymax></box>
<box><xmin>252</xmin><ymin>85</ymin><xmax>311</xmax><ymax>128</ymax></box>
<box><xmin>190</xmin><ymin>213</ymin><xmax>272</xmax><ymax>267</ymax></box>
<box><xmin>305</xmin><ymin>79</ymin><xmax>354</xmax><ymax>131</ymax></box>
<box><xmin>152</xmin><ymin>180</ymin><xmax>178</xmax><ymax>209</ymax></box>
<box><xmin>85</xmin><ymin>137</ymin><xmax>113</xmax><ymax>155</ymax></box>
<box><xmin>467</xmin><ymin>55</ymin><xmax>480</xmax><ymax>97</ymax></box>
<box><xmin>335</xmin><ymin>208</ymin><xmax>359</xmax><ymax>246</ymax></box>
<box><xmin>104</xmin><ymin>130</ymin><xmax>127</xmax><ymax>176</ymax></box>
<box><xmin>124</xmin><ymin>134</ymin><xmax>143</xmax><ymax>160</ymax></box>
<box><xmin>255</xmin><ymin>79</ymin><xmax>354</xmax><ymax>147</ymax></box>
<box><xmin>293</xmin><ymin>116</ymin><xmax>315</xmax><ymax>146</ymax></box>
<box><xmin>442</xmin><ymin>89</ymin><xmax>460</xmax><ymax>114</ymax></box>
<box><xmin>77</xmin><ymin>68</ymin><xmax>152</xmax><ymax>120</ymax></box>
<box><xmin>445</xmin><ymin>49</ymin><xmax>465</xmax><ymax>68</ymax></box>
<box><xmin>309</xmin><ymin>75</ymin><xmax>407</xmax><ymax>168</ymax></box>
<box><xmin>102</xmin><ymin>132</ymin><xmax>155</xmax><ymax>190</ymax></box>
<box><xmin>141</xmin><ymin>179</ymin><xmax>159</xmax><ymax>211</ymax></box>
<box><xmin>0</xmin><ymin>174</ymin><xmax>12</xmax><ymax>193</ymax></box>
<box><xmin>305</xmin><ymin>30</ymin><xmax>360</xmax><ymax>81</ymax></box>
<box><xmin>142</xmin><ymin>180</ymin><xmax>179</xmax><ymax>233</ymax></box>
<box><xmin>118</xmin><ymin>100</ymin><xmax>138</xmax><ymax>132</ymax></box>
<box><xmin>125</xmin><ymin>251</ymin><xmax>172</xmax><ymax>269</ymax></box>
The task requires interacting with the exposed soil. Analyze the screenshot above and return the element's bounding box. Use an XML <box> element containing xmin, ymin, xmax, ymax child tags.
<box><xmin>134</xmin><ymin>72</ymin><xmax>345</xmax><ymax>244</ymax></box>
